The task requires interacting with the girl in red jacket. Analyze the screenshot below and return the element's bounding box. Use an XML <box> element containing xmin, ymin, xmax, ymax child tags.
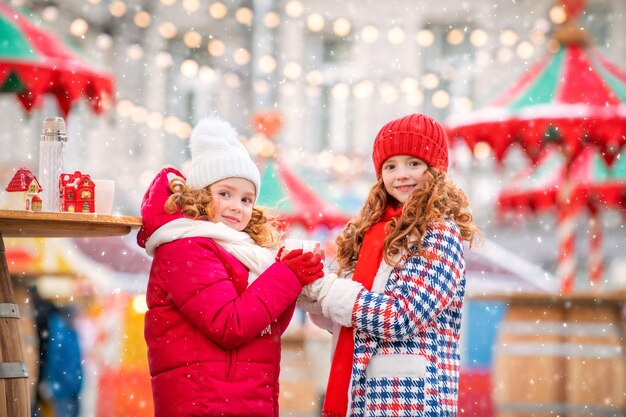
<box><xmin>137</xmin><ymin>117</ymin><xmax>324</xmax><ymax>417</ymax></box>
<box><xmin>299</xmin><ymin>114</ymin><xmax>478</xmax><ymax>417</ymax></box>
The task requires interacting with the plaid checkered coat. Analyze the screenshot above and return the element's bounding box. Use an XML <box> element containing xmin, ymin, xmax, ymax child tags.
<box><xmin>308</xmin><ymin>220</ymin><xmax>466</xmax><ymax>417</ymax></box>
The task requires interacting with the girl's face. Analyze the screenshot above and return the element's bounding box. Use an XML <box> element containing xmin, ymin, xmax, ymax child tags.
<box><xmin>209</xmin><ymin>177</ymin><xmax>256</xmax><ymax>231</ymax></box>
<box><xmin>381</xmin><ymin>155</ymin><xmax>428</xmax><ymax>203</ymax></box>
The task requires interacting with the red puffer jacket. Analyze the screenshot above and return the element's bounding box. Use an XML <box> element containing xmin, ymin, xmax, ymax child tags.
<box><xmin>138</xmin><ymin>168</ymin><xmax>302</xmax><ymax>417</ymax></box>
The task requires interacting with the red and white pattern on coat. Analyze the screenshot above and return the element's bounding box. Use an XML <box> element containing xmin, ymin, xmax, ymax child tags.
<box><xmin>349</xmin><ymin>221</ymin><xmax>465</xmax><ymax>417</ymax></box>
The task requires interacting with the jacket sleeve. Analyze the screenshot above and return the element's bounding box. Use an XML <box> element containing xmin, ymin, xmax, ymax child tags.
<box><xmin>350</xmin><ymin>221</ymin><xmax>465</xmax><ymax>342</ymax></box>
<box><xmin>157</xmin><ymin>238</ymin><xmax>302</xmax><ymax>349</ymax></box>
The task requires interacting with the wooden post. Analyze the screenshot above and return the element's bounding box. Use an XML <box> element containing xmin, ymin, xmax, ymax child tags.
<box><xmin>0</xmin><ymin>234</ymin><xmax>30</xmax><ymax>417</ymax></box>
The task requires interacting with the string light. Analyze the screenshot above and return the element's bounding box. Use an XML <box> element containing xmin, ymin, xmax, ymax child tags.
<box><xmin>307</xmin><ymin>13</ymin><xmax>325</xmax><ymax>32</ymax></box>
<box><xmin>387</xmin><ymin>26</ymin><xmax>405</xmax><ymax>45</ymax></box>
<box><xmin>285</xmin><ymin>0</ymin><xmax>304</xmax><ymax>18</ymax></box>
<box><xmin>208</xmin><ymin>2</ymin><xmax>228</xmax><ymax>20</ymax></box>
<box><xmin>361</xmin><ymin>25</ymin><xmax>379</xmax><ymax>43</ymax></box>
<box><xmin>109</xmin><ymin>0</ymin><xmax>127</xmax><ymax>17</ymax></box>
<box><xmin>133</xmin><ymin>10</ymin><xmax>152</xmax><ymax>29</ymax></box>
<box><xmin>333</xmin><ymin>18</ymin><xmax>351</xmax><ymax>37</ymax></box>
<box><xmin>208</xmin><ymin>39</ymin><xmax>225</xmax><ymax>57</ymax></box>
<box><xmin>235</xmin><ymin>7</ymin><xmax>253</xmax><ymax>25</ymax></box>
<box><xmin>159</xmin><ymin>22</ymin><xmax>177</xmax><ymax>39</ymax></box>
<box><xmin>233</xmin><ymin>47</ymin><xmax>251</xmax><ymax>65</ymax></box>
<box><xmin>70</xmin><ymin>18</ymin><xmax>89</xmax><ymax>37</ymax></box>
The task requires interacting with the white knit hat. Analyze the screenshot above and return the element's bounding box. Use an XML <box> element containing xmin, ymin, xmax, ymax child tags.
<box><xmin>186</xmin><ymin>117</ymin><xmax>261</xmax><ymax>193</ymax></box>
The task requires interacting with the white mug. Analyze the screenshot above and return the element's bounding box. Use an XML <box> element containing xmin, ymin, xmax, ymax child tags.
<box><xmin>94</xmin><ymin>179</ymin><xmax>115</xmax><ymax>214</ymax></box>
<box><xmin>283</xmin><ymin>238</ymin><xmax>321</xmax><ymax>253</ymax></box>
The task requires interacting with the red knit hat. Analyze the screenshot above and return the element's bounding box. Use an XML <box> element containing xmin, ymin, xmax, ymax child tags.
<box><xmin>372</xmin><ymin>113</ymin><xmax>448</xmax><ymax>175</ymax></box>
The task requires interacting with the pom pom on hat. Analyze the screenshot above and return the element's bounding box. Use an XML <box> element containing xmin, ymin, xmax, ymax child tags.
<box><xmin>186</xmin><ymin>117</ymin><xmax>261</xmax><ymax>193</ymax></box>
<box><xmin>372</xmin><ymin>113</ymin><xmax>449</xmax><ymax>175</ymax></box>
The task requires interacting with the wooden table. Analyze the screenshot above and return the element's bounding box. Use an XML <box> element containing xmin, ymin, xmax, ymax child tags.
<box><xmin>0</xmin><ymin>210</ymin><xmax>142</xmax><ymax>417</ymax></box>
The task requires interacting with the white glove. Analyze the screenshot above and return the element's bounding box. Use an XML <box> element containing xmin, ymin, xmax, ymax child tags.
<box><xmin>301</xmin><ymin>273</ymin><xmax>337</xmax><ymax>301</ymax></box>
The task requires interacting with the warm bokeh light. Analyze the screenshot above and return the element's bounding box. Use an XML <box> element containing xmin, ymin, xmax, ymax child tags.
<box><xmin>147</xmin><ymin>112</ymin><xmax>164</xmax><ymax>130</ymax></box>
<box><xmin>500</xmin><ymin>29</ymin><xmax>518</xmax><ymax>47</ymax></box>
<box><xmin>126</xmin><ymin>44</ymin><xmax>144</xmax><ymax>60</ymax></box>
<box><xmin>353</xmin><ymin>80</ymin><xmax>374</xmax><ymax>99</ymax></box>
<box><xmin>155</xmin><ymin>51</ymin><xmax>173</xmax><ymax>69</ymax></box>
<box><xmin>159</xmin><ymin>22</ymin><xmax>177</xmax><ymax>39</ymax></box>
<box><xmin>416</xmin><ymin>28</ymin><xmax>435</xmax><ymax>47</ymax></box>
<box><xmin>109</xmin><ymin>0</ymin><xmax>127</xmax><ymax>17</ymax></box>
<box><xmin>96</xmin><ymin>34</ymin><xmax>113</xmax><ymax>50</ymax></box>
<box><xmin>421</xmin><ymin>73</ymin><xmax>440</xmax><ymax>90</ymax></box>
<box><xmin>264</xmin><ymin>11</ymin><xmax>280</xmax><ymax>28</ymax></box>
<box><xmin>361</xmin><ymin>25</ymin><xmax>379</xmax><ymax>43</ymax></box>
<box><xmin>235</xmin><ymin>7</ymin><xmax>254</xmax><ymax>25</ymax></box>
<box><xmin>258</xmin><ymin>55</ymin><xmax>277</xmax><ymax>73</ymax></box>
<box><xmin>454</xmin><ymin>96</ymin><xmax>474</xmax><ymax>113</ymax></box>
<box><xmin>70</xmin><ymin>18</ymin><xmax>88</xmax><ymax>37</ymax></box>
<box><xmin>306</xmin><ymin>70</ymin><xmax>324</xmax><ymax>86</ymax></box>
<box><xmin>333</xmin><ymin>18</ymin><xmax>352</xmax><ymax>37</ymax></box>
<box><xmin>446</xmin><ymin>28</ymin><xmax>464</xmax><ymax>45</ymax></box>
<box><xmin>199</xmin><ymin>66</ymin><xmax>216</xmax><ymax>83</ymax></box>
<box><xmin>233</xmin><ymin>48</ymin><xmax>251</xmax><ymax>65</ymax></box>
<box><xmin>209</xmin><ymin>2</ymin><xmax>228</xmax><ymax>20</ymax></box>
<box><xmin>379</xmin><ymin>82</ymin><xmax>399</xmax><ymax>103</ymax></box>
<box><xmin>182</xmin><ymin>0</ymin><xmax>200</xmax><ymax>12</ymax></box>
<box><xmin>208</xmin><ymin>39</ymin><xmax>225</xmax><ymax>57</ymax></box>
<box><xmin>41</xmin><ymin>5</ymin><xmax>59</xmax><ymax>22</ymax></box>
<box><xmin>133</xmin><ymin>10</ymin><xmax>152</xmax><ymax>28</ymax></box>
<box><xmin>387</xmin><ymin>26</ymin><xmax>405</xmax><ymax>45</ymax></box>
<box><xmin>183</xmin><ymin>31</ymin><xmax>202</xmax><ymax>49</ymax></box>
<box><xmin>473</xmin><ymin>141</ymin><xmax>491</xmax><ymax>160</ymax></box>
<box><xmin>225</xmin><ymin>73</ymin><xmax>241</xmax><ymax>88</ymax></box>
<box><xmin>283</xmin><ymin>62</ymin><xmax>302</xmax><ymax>80</ymax></box>
<box><xmin>180</xmin><ymin>59</ymin><xmax>200</xmax><ymax>78</ymax></box>
<box><xmin>516</xmin><ymin>41</ymin><xmax>535</xmax><ymax>60</ymax></box>
<box><xmin>470</xmin><ymin>28</ymin><xmax>488</xmax><ymax>47</ymax></box>
<box><xmin>401</xmin><ymin>77</ymin><xmax>419</xmax><ymax>94</ymax></box>
<box><xmin>331</xmin><ymin>83</ymin><xmax>350</xmax><ymax>100</ymax></box>
<box><xmin>307</xmin><ymin>13</ymin><xmax>325</xmax><ymax>32</ymax></box>
<box><xmin>285</xmin><ymin>0</ymin><xmax>304</xmax><ymax>18</ymax></box>
<box><xmin>549</xmin><ymin>5</ymin><xmax>567</xmax><ymax>24</ymax></box>
<box><xmin>116</xmin><ymin>100</ymin><xmax>134</xmax><ymax>117</ymax></box>
<box><xmin>432</xmin><ymin>90</ymin><xmax>450</xmax><ymax>108</ymax></box>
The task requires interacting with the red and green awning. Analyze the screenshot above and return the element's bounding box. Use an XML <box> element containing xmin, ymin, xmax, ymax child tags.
<box><xmin>257</xmin><ymin>160</ymin><xmax>351</xmax><ymax>230</ymax></box>
<box><xmin>0</xmin><ymin>2</ymin><xmax>114</xmax><ymax>116</ymax></box>
<box><xmin>498</xmin><ymin>146</ymin><xmax>626</xmax><ymax>214</ymax></box>
<box><xmin>447</xmin><ymin>44</ymin><xmax>626</xmax><ymax>165</ymax></box>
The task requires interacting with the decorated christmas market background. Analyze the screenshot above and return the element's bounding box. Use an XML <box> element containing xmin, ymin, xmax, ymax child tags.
<box><xmin>0</xmin><ymin>0</ymin><xmax>625</xmax><ymax>416</ymax></box>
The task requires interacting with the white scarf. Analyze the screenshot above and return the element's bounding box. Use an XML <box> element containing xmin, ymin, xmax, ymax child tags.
<box><xmin>145</xmin><ymin>218</ymin><xmax>275</xmax><ymax>278</ymax></box>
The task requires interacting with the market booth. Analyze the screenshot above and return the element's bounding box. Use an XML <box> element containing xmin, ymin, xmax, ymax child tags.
<box><xmin>447</xmin><ymin>1</ymin><xmax>626</xmax><ymax>416</ymax></box>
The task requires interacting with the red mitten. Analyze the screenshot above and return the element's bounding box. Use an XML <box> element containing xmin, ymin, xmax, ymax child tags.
<box><xmin>280</xmin><ymin>249</ymin><xmax>325</xmax><ymax>286</ymax></box>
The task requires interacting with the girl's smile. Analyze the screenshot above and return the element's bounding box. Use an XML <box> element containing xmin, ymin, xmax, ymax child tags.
<box><xmin>381</xmin><ymin>155</ymin><xmax>428</xmax><ymax>203</ymax></box>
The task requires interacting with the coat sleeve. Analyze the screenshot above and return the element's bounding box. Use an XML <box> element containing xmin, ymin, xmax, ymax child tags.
<box><xmin>157</xmin><ymin>238</ymin><xmax>302</xmax><ymax>349</ymax></box>
<box><xmin>350</xmin><ymin>221</ymin><xmax>465</xmax><ymax>342</ymax></box>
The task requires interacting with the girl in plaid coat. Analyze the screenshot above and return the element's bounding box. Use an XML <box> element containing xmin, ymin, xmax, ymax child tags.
<box><xmin>300</xmin><ymin>113</ymin><xmax>477</xmax><ymax>417</ymax></box>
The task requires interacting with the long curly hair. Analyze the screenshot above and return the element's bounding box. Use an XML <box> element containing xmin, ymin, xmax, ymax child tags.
<box><xmin>163</xmin><ymin>176</ymin><xmax>281</xmax><ymax>248</ymax></box>
<box><xmin>335</xmin><ymin>167</ymin><xmax>478</xmax><ymax>275</ymax></box>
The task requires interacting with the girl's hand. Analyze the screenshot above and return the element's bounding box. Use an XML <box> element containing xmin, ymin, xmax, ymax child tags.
<box><xmin>279</xmin><ymin>249</ymin><xmax>325</xmax><ymax>286</ymax></box>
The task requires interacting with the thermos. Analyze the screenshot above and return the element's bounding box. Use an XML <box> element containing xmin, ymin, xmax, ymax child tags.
<box><xmin>38</xmin><ymin>117</ymin><xmax>67</xmax><ymax>211</ymax></box>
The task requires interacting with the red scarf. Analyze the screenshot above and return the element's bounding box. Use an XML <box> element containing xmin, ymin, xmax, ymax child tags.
<box><xmin>322</xmin><ymin>204</ymin><xmax>402</xmax><ymax>417</ymax></box>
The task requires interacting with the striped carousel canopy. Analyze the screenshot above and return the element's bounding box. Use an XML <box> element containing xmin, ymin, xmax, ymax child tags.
<box><xmin>0</xmin><ymin>2</ymin><xmax>114</xmax><ymax>116</ymax></box>
<box><xmin>447</xmin><ymin>43</ymin><xmax>626</xmax><ymax>166</ymax></box>
<box><xmin>498</xmin><ymin>146</ymin><xmax>626</xmax><ymax>215</ymax></box>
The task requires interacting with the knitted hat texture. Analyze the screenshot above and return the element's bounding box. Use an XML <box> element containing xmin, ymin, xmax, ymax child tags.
<box><xmin>372</xmin><ymin>113</ymin><xmax>448</xmax><ymax>175</ymax></box>
<box><xmin>187</xmin><ymin>117</ymin><xmax>261</xmax><ymax>193</ymax></box>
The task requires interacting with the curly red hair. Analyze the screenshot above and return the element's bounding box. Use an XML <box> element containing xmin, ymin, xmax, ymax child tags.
<box><xmin>163</xmin><ymin>176</ymin><xmax>281</xmax><ymax>248</ymax></box>
<box><xmin>334</xmin><ymin>167</ymin><xmax>479</xmax><ymax>275</ymax></box>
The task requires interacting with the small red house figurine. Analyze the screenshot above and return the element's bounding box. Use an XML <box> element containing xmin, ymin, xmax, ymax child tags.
<box><xmin>59</xmin><ymin>171</ymin><xmax>95</xmax><ymax>213</ymax></box>
<box><xmin>5</xmin><ymin>167</ymin><xmax>43</xmax><ymax>211</ymax></box>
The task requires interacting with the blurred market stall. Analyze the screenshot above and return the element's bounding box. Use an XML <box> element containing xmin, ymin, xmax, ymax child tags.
<box><xmin>447</xmin><ymin>0</ymin><xmax>626</xmax><ymax>292</ymax></box>
<box><xmin>0</xmin><ymin>2</ymin><xmax>114</xmax><ymax>116</ymax></box>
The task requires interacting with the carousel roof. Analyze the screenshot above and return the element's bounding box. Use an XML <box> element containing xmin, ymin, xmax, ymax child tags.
<box><xmin>447</xmin><ymin>43</ymin><xmax>626</xmax><ymax>165</ymax></box>
<box><xmin>0</xmin><ymin>2</ymin><xmax>114</xmax><ymax>116</ymax></box>
<box><xmin>498</xmin><ymin>146</ymin><xmax>626</xmax><ymax>215</ymax></box>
